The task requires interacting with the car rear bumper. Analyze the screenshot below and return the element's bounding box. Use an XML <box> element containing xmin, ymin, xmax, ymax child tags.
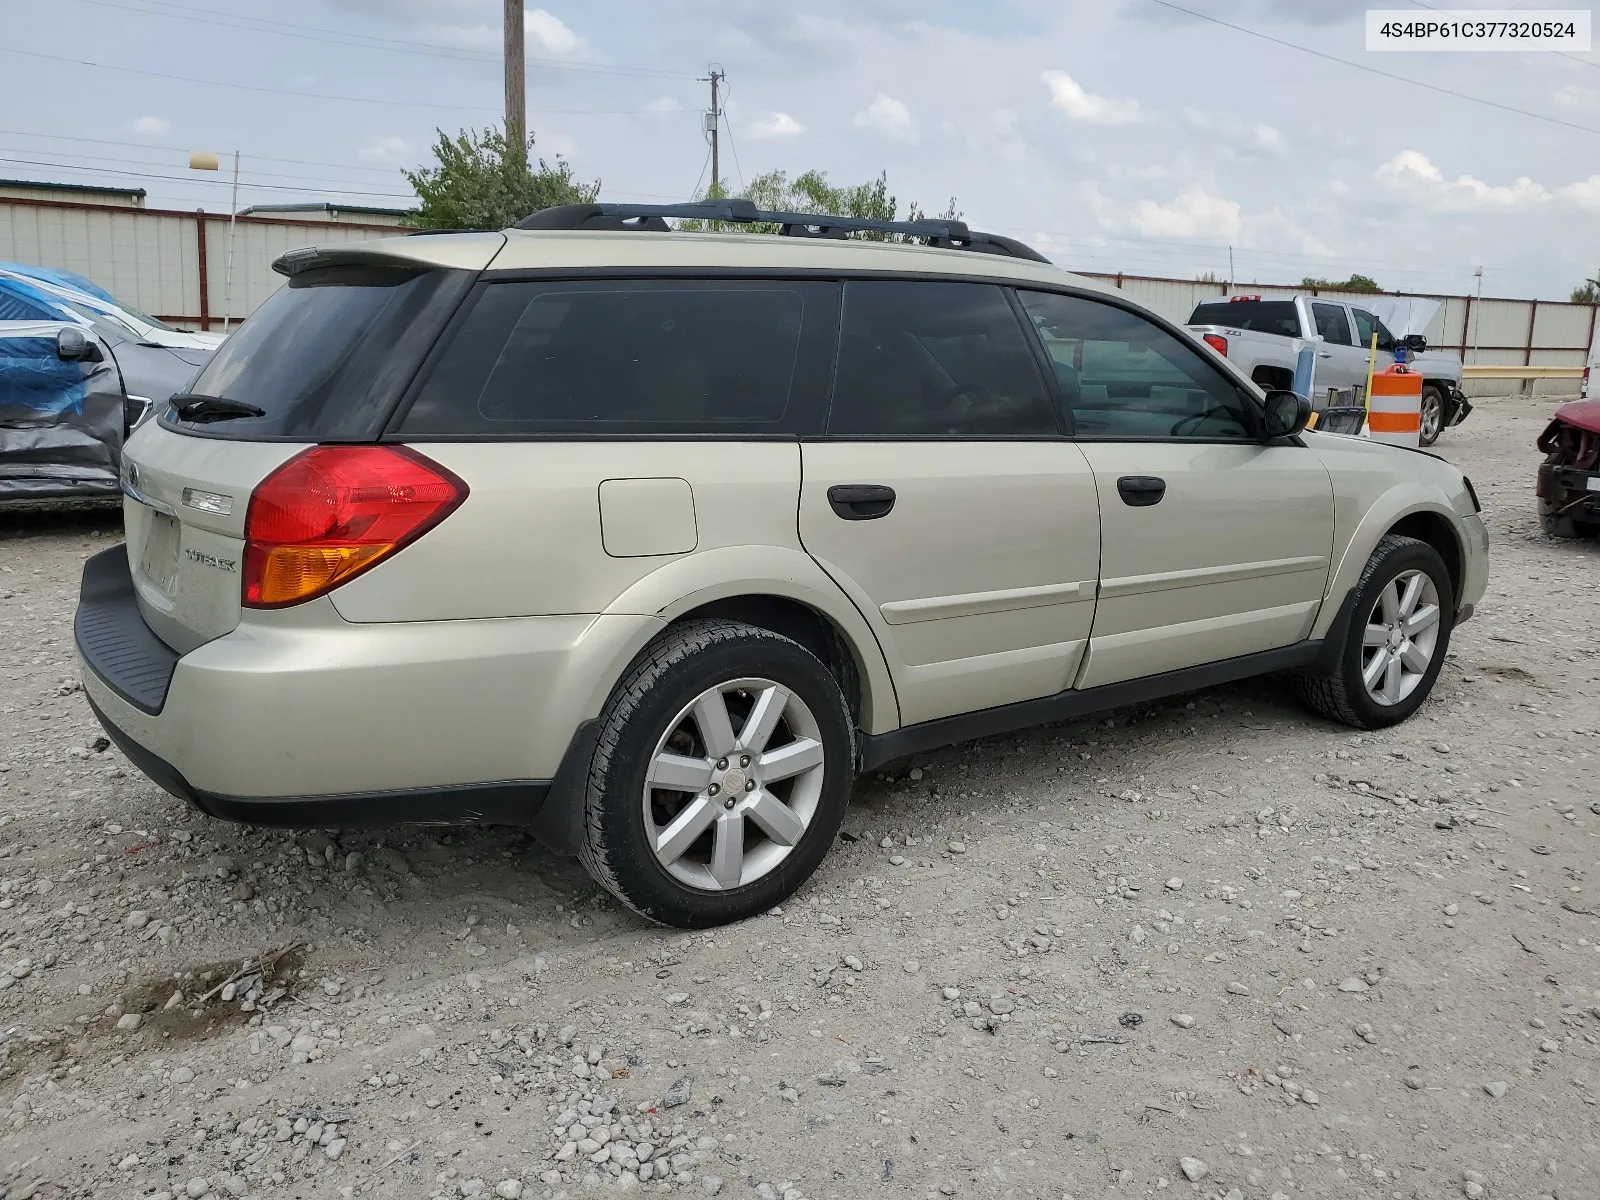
<box><xmin>74</xmin><ymin>545</ymin><xmax>660</xmax><ymax>843</ymax></box>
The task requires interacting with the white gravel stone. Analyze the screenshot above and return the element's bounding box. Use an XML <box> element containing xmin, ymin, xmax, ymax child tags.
<box><xmin>1179</xmin><ymin>1157</ymin><xmax>1208</xmax><ymax>1182</ymax></box>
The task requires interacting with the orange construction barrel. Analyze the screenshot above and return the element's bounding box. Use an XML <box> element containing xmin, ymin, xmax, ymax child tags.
<box><xmin>1367</xmin><ymin>364</ymin><xmax>1423</xmax><ymax>447</ymax></box>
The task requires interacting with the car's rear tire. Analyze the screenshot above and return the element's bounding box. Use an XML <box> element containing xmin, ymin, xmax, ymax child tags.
<box><xmin>1292</xmin><ymin>534</ymin><xmax>1454</xmax><ymax>730</ymax></box>
<box><xmin>1419</xmin><ymin>385</ymin><xmax>1445</xmax><ymax>447</ymax></box>
<box><xmin>577</xmin><ymin>619</ymin><xmax>854</xmax><ymax>928</ymax></box>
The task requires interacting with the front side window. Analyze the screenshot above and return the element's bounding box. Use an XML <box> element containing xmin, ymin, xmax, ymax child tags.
<box><xmin>826</xmin><ymin>281</ymin><xmax>1057</xmax><ymax>437</ymax></box>
<box><xmin>1021</xmin><ymin>291</ymin><xmax>1256</xmax><ymax>440</ymax></box>
<box><xmin>402</xmin><ymin>279</ymin><xmax>827</xmax><ymax>434</ymax></box>
<box><xmin>1351</xmin><ymin>307</ymin><xmax>1397</xmax><ymax>350</ymax></box>
<box><xmin>1311</xmin><ymin>302</ymin><xmax>1353</xmax><ymax>346</ymax></box>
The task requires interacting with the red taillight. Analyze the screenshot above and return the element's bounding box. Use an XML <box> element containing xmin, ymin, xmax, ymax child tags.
<box><xmin>242</xmin><ymin>445</ymin><xmax>467</xmax><ymax>609</ymax></box>
<box><xmin>1203</xmin><ymin>333</ymin><xmax>1228</xmax><ymax>356</ymax></box>
<box><xmin>1584</xmin><ymin>366</ymin><xmax>1591</xmax><ymax>398</ymax></box>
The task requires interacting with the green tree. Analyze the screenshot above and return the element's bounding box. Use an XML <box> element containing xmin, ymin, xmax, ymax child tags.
<box><xmin>403</xmin><ymin>126</ymin><xmax>598</xmax><ymax>231</ymax></box>
<box><xmin>1299</xmin><ymin>273</ymin><xmax>1383</xmax><ymax>293</ymax></box>
<box><xmin>1571</xmin><ymin>273</ymin><xmax>1600</xmax><ymax>304</ymax></box>
<box><xmin>679</xmin><ymin>169</ymin><xmax>959</xmax><ymax>238</ymax></box>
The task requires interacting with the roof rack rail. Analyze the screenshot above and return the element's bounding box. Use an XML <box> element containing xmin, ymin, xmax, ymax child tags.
<box><xmin>514</xmin><ymin>202</ymin><xmax>1050</xmax><ymax>264</ymax></box>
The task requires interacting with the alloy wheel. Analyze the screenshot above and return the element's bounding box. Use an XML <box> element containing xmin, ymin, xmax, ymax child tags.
<box><xmin>642</xmin><ymin>677</ymin><xmax>827</xmax><ymax>891</ymax></box>
<box><xmin>1360</xmin><ymin>569</ymin><xmax>1442</xmax><ymax>706</ymax></box>
<box><xmin>1420</xmin><ymin>391</ymin><xmax>1443</xmax><ymax>444</ymax></box>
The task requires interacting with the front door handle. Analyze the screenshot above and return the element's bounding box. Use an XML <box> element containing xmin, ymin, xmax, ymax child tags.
<box><xmin>1117</xmin><ymin>475</ymin><xmax>1166</xmax><ymax>507</ymax></box>
<box><xmin>827</xmin><ymin>484</ymin><xmax>896</xmax><ymax>520</ymax></box>
<box><xmin>1317</xmin><ymin>351</ymin><xmax>1333</xmax><ymax>358</ymax></box>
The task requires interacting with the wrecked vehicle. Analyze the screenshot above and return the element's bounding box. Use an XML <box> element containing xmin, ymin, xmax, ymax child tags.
<box><xmin>1536</xmin><ymin>397</ymin><xmax>1600</xmax><ymax>539</ymax></box>
<box><xmin>0</xmin><ymin>322</ymin><xmax>124</xmax><ymax>501</ymax></box>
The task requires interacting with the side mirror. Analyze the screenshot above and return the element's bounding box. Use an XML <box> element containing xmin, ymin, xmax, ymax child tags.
<box><xmin>1403</xmin><ymin>333</ymin><xmax>1427</xmax><ymax>353</ymax></box>
<box><xmin>1262</xmin><ymin>389</ymin><xmax>1312</xmax><ymax>439</ymax></box>
<box><xmin>56</xmin><ymin>327</ymin><xmax>103</xmax><ymax>363</ymax></box>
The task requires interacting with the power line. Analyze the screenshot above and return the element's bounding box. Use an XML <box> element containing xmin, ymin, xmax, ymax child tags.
<box><xmin>1404</xmin><ymin>0</ymin><xmax>1600</xmax><ymax>72</ymax></box>
<box><xmin>60</xmin><ymin>0</ymin><xmax>697</xmax><ymax>80</ymax></box>
<box><xmin>0</xmin><ymin>47</ymin><xmax>684</xmax><ymax>115</ymax></box>
<box><xmin>0</xmin><ymin>145</ymin><xmax>412</xmax><ymax>191</ymax></box>
<box><xmin>0</xmin><ymin>156</ymin><xmax>416</xmax><ymax>201</ymax></box>
<box><xmin>1143</xmin><ymin>0</ymin><xmax>1600</xmax><ymax>137</ymax></box>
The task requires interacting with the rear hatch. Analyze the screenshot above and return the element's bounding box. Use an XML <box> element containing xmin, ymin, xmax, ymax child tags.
<box><xmin>119</xmin><ymin>235</ymin><xmax>499</xmax><ymax>653</ymax></box>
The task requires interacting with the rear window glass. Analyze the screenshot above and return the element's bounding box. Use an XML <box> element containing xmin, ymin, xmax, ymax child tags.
<box><xmin>399</xmin><ymin>279</ymin><xmax>835</xmax><ymax>435</ymax></box>
<box><xmin>1189</xmin><ymin>300</ymin><xmax>1300</xmax><ymax>338</ymax></box>
<box><xmin>166</xmin><ymin>264</ymin><xmax>471</xmax><ymax>439</ymax></box>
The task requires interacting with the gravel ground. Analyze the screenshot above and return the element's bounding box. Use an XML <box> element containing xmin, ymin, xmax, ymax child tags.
<box><xmin>0</xmin><ymin>393</ymin><xmax>1596</xmax><ymax>1200</ymax></box>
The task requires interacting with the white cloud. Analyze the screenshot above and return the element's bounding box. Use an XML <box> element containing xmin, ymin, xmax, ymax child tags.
<box><xmin>1375</xmin><ymin>150</ymin><xmax>1549</xmax><ymax>212</ymax></box>
<box><xmin>129</xmin><ymin>116</ymin><xmax>170</xmax><ymax>138</ymax></box>
<box><xmin>1556</xmin><ymin>175</ymin><xmax>1600</xmax><ymax>211</ymax></box>
<box><xmin>1040</xmin><ymin>70</ymin><xmax>1144</xmax><ymax>125</ymax></box>
<box><xmin>1251</xmin><ymin>122</ymin><xmax>1286</xmax><ymax>155</ymax></box>
<box><xmin>418</xmin><ymin>8</ymin><xmax>585</xmax><ymax>57</ymax></box>
<box><xmin>1128</xmin><ymin>182</ymin><xmax>1242</xmax><ymax>240</ymax></box>
<box><xmin>747</xmin><ymin>112</ymin><xmax>805</xmax><ymax>139</ymax></box>
<box><xmin>646</xmin><ymin>96</ymin><xmax>681</xmax><ymax>114</ymax></box>
<box><xmin>1555</xmin><ymin>83</ymin><xmax>1600</xmax><ymax>111</ymax></box>
<box><xmin>358</xmin><ymin>136</ymin><xmax>409</xmax><ymax>162</ymax></box>
<box><xmin>526</xmin><ymin>8</ymin><xmax>582</xmax><ymax>55</ymax></box>
<box><xmin>853</xmin><ymin>94</ymin><xmax>917</xmax><ymax>142</ymax></box>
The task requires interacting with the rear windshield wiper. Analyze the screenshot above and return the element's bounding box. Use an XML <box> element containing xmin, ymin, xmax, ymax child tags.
<box><xmin>170</xmin><ymin>393</ymin><xmax>266</xmax><ymax>423</ymax></box>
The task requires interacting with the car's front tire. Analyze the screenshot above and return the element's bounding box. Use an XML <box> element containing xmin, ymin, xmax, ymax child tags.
<box><xmin>578</xmin><ymin>619</ymin><xmax>854</xmax><ymax>928</ymax></box>
<box><xmin>1292</xmin><ymin>534</ymin><xmax>1455</xmax><ymax>729</ymax></box>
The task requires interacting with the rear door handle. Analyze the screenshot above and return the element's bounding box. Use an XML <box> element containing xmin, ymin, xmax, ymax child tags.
<box><xmin>827</xmin><ymin>484</ymin><xmax>896</xmax><ymax>520</ymax></box>
<box><xmin>1116</xmin><ymin>476</ymin><xmax>1166</xmax><ymax>507</ymax></box>
<box><xmin>1317</xmin><ymin>351</ymin><xmax>1333</xmax><ymax>358</ymax></box>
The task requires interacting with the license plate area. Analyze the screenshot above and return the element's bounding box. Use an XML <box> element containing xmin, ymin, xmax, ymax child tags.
<box><xmin>138</xmin><ymin>509</ymin><xmax>182</xmax><ymax>595</ymax></box>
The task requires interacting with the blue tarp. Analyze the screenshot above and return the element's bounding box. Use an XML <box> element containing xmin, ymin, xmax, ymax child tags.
<box><xmin>0</xmin><ymin>261</ymin><xmax>118</xmax><ymax>306</ymax></box>
<box><xmin>0</xmin><ymin>272</ymin><xmax>66</xmax><ymax>323</ymax></box>
<box><xmin>0</xmin><ymin>334</ymin><xmax>87</xmax><ymax>414</ymax></box>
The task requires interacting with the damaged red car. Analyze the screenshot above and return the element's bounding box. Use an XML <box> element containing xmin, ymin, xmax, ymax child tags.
<box><xmin>1537</xmin><ymin>397</ymin><xmax>1600</xmax><ymax>539</ymax></box>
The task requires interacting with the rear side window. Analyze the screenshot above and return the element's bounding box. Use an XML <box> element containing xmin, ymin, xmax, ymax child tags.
<box><xmin>1311</xmin><ymin>302</ymin><xmax>1353</xmax><ymax>345</ymax></box>
<box><xmin>826</xmin><ymin>281</ymin><xmax>1058</xmax><ymax>437</ymax></box>
<box><xmin>168</xmin><ymin>264</ymin><xmax>472</xmax><ymax>440</ymax></box>
<box><xmin>1189</xmin><ymin>300</ymin><xmax>1300</xmax><ymax>338</ymax></box>
<box><xmin>400</xmin><ymin>279</ymin><xmax>836</xmax><ymax>435</ymax></box>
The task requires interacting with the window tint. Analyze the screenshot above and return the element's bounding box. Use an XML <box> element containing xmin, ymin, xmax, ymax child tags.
<box><xmin>1351</xmin><ymin>308</ymin><xmax>1375</xmax><ymax>346</ymax></box>
<box><xmin>1189</xmin><ymin>300</ymin><xmax>1300</xmax><ymax>338</ymax></box>
<box><xmin>826</xmin><ymin>281</ymin><xmax>1057</xmax><ymax>437</ymax></box>
<box><xmin>402</xmin><ymin>279</ymin><xmax>830</xmax><ymax>435</ymax></box>
<box><xmin>174</xmin><ymin>264</ymin><xmax>471</xmax><ymax>439</ymax></box>
<box><xmin>1311</xmin><ymin>302</ymin><xmax>1353</xmax><ymax>346</ymax></box>
<box><xmin>1021</xmin><ymin>291</ymin><xmax>1256</xmax><ymax>440</ymax></box>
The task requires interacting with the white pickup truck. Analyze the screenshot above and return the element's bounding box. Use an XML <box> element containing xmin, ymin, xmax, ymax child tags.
<box><xmin>1186</xmin><ymin>294</ymin><xmax>1471</xmax><ymax>445</ymax></box>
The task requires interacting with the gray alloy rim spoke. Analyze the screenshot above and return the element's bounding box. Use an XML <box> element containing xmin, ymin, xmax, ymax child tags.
<box><xmin>708</xmin><ymin>812</ymin><xmax>745</xmax><ymax>889</ymax></box>
<box><xmin>691</xmin><ymin>691</ymin><xmax>738</xmax><ymax>759</ymax></box>
<box><xmin>643</xmin><ymin>676</ymin><xmax>828</xmax><ymax>893</ymax></box>
<box><xmin>648</xmin><ymin>753</ymin><xmax>715</xmax><ymax>793</ymax></box>
<box><xmin>746</xmin><ymin>789</ymin><xmax>806</xmax><ymax>847</ymax></box>
<box><xmin>1361</xmin><ymin>568</ymin><xmax>1441</xmax><ymax>707</ymax></box>
<box><xmin>738</xmin><ymin>684</ymin><xmax>791</xmax><ymax>756</ymax></box>
<box><xmin>758</xmin><ymin>737</ymin><xmax>825</xmax><ymax>782</ymax></box>
<box><xmin>654</xmin><ymin>796</ymin><xmax>717</xmax><ymax>866</ymax></box>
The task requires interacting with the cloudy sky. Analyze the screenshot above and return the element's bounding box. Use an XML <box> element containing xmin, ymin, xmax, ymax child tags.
<box><xmin>4</xmin><ymin>0</ymin><xmax>1597</xmax><ymax>300</ymax></box>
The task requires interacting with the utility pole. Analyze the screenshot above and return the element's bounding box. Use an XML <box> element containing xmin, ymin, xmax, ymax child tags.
<box><xmin>504</xmin><ymin>0</ymin><xmax>525</xmax><ymax>160</ymax></box>
<box><xmin>702</xmin><ymin>66</ymin><xmax>724</xmax><ymax>194</ymax></box>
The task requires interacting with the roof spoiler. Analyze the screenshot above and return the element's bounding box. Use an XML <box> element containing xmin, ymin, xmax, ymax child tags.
<box><xmin>513</xmin><ymin>202</ymin><xmax>1051</xmax><ymax>264</ymax></box>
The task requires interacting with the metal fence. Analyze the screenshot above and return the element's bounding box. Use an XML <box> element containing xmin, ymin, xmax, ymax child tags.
<box><xmin>1078</xmin><ymin>272</ymin><xmax>1596</xmax><ymax>396</ymax></box>
<box><xmin>0</xmin><ymin>196</ymin><xmax>399</xmax><ymax>331</ymax></box>
<box><xmin>2</xmin><ymin>196</ymin><xmax>1592</xmax><ymax>397</ymax></box>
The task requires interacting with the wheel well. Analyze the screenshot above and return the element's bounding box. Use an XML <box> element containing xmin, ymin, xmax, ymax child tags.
<box><xmin>671</xmin><ymin>596</ymin><xmax>865</xmax><ymax>726</ymax></box>
<box><xmin>1251</xmin><ymin>365</ymin><xmax>1293</xmax><ymax>391</ymax></box>
<box><xmin>1387</xmin><ymin>512</ymin><xmax>1462</xmax><ymax>600</ymax></box>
